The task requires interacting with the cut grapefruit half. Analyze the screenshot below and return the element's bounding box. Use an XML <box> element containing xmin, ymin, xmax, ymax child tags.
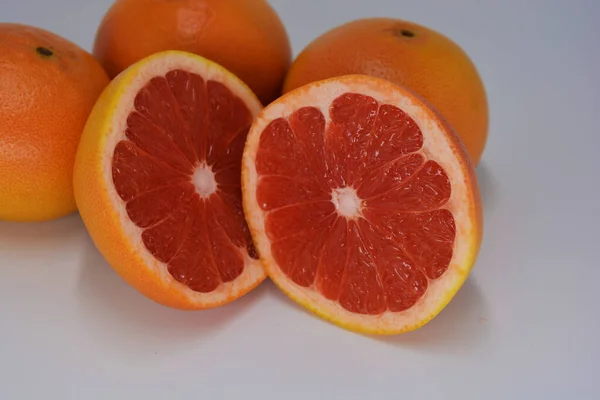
<box><xmin>242</xmin><ymin>74</ymin><xmax>482</xmax><ymax>334</ymax></box>
<box><xmin>74</xmin><ymin>50</ymin><xmax>265</xmax><ymax>309</ymax></box>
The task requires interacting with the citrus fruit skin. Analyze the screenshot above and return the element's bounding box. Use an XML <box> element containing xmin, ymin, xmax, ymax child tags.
<box><xmin>242</xmin><ymin>75</ymin><xmax>482</xmax><ymax>334</ymax></box>
<box><xmin>93</xmin><ymin>0</ymin><xmax>292</xmax><ymax>105</ymax></box>
<box><xmin>0</xmin><ymin>23</ymin><xmax>109</xmax><ymax>222</ymax></box>
<box><xmin>74</xmin><ymin>50</ymin><xmax>266</xmax><ymax>310</ymax></box>
<box><xmin>283</xmin><ymin>18</ymin><xmax>488</xmax><ymax>166</ymax></box>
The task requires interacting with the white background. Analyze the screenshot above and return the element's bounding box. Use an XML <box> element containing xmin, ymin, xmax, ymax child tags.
<box><xmin>1</xmin><ymin>0</ymin><xmax>599</xmax><ymax>398</ymax></box>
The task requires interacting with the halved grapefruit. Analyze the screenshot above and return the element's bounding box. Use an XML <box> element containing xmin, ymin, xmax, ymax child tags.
<box><xmin>242</xmin><ymin>75</ymin><xmax>482</xmax><ymax>334</ymax></box>
<box><xmin>74</xmin><ymin>50</ymin><xmax>265</xmax><ymax>309</ymax></box>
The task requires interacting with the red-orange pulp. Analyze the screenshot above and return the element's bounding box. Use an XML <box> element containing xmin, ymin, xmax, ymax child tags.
<box><xmin>112</xmin><ymin>70</ymin><xmax>258</xmax><ymax>293</ymax></box>
<box><xmin>255</xmin><ymin>93</ymin><xmax>456</xmax><ymax>314</ymax></box>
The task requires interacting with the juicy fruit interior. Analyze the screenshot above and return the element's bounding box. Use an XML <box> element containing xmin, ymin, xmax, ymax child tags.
<box><xmin>256</xmin><ymin>93</ymin><xmax>456</xmax><ymax>315</ymax></box>
<box><xmin>112</xmin><ymin>70</ymin><xmax>257</xmax><ymax>293</ymax></box>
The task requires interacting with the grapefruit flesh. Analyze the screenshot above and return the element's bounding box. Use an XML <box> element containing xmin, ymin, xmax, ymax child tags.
<box><xmin>74</xmin><ymin>51</ymin><xmax>265</xmax><ymax>309</ymax></box>
<box><xmin>243</xmin><ymin>75</ymin><xmax>482</xmax><ymax>333</ymax></box>
<box><xmin>113</xmin><ymin>73</ymin><xmax>257</xmax><ymax>292</ymax></box>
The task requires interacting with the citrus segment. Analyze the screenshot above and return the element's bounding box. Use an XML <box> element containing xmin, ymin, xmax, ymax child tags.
<box><xmin>243</xmin><ymin>75</ymin><xmax>482</xmax><ymax>333</ymax></box>
<box><xmin>74</xmin><ymin>51</ymin><xmax>265</xmax><ymax>309</ymax></box>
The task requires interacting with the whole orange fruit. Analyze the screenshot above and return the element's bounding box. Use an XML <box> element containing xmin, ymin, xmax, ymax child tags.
<box><xmin>0</xmin><ymin>23</ymin><xmax>109</xmax><ymax>222</ymax></box>
<box><xmin>283</xmin><ymin>18</ymin><xmax>489</xmax><ymax>165</ymax></box>
<box><xmin>93</xmin><ymin>0</ymin><xmax>292</xmax><ymax>104</ymax></box>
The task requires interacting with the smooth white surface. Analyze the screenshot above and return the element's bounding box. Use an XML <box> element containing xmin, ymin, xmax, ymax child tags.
<box><xmin>1</xmin><ymin>0</ymin><xmax>599</xmax><ymax>399</ymax></box>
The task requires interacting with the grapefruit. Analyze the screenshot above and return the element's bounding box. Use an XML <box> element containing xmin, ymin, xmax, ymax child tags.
<box><xmin>242</xmin><ymin>75</ymin><xmax>482</xmax><ymax>334</ymax></box>
<box><xmin>283</xmin><ymin>18</ymin><xmax>488</xmax><ymax>165</ymax></box>
<box><xmin>93</xmin><ymin>0</ymin><xmax>292</xmax><ymax>105</ymax></box>
<box><xmin>0</xmin><ymin>23</ymin><xmax>109</xmax><ymax>222</ymax></box>
<box><xmin>74</xmin><ymin>50</ymin><xmax>265</xmax><ymax>309</ymax></box>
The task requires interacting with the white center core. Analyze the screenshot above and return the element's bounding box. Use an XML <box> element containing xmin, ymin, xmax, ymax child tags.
<box><xmin>332</xmin><ymin>187</ymin><xmax>362</xmax><ymax>219</ymax></box>
<box><xmin>192</xmin><ymin>164</ymin><xmax>217</xmax><ymax>198</ymax></box>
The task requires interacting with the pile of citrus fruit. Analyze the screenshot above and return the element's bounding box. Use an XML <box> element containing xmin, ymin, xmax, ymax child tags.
<box><xmin>1</xmin><ymin>0</ymin><xmax>486</xmax><ymax>335</ymax></box>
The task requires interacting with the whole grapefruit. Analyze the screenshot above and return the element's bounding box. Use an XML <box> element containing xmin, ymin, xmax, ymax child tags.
<box><xmin>93</xmin><ymin>0</ymin><xmax>292</xmax><ymax>104</ymax></box>
<box><xmin>0</xmin><ymin>23</ymin><xmax>109</xmax><ymax>222</ymax></box>
<box><xmin>283</xmin><ymin>18</ymin><xmax>489</xmax><ymax>165</ymax></box>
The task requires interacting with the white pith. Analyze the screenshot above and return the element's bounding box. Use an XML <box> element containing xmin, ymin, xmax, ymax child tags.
<box><xmin>242</xmin><ymin>75</ymin><xmax>479</xmax><ymax>332</ymax></box>
<box><xmin>102</xmin><ymin>52</ymin><xmax>265</xmax><ymax>307</ymax></box>
<box><xmin>331</xmin><ymin>187</ymin><xmax>362</xmax><ymax>219</ymax></box>
<box><xmin>193</xmin><ymin>163</ymin><xmax>217</xmax><ymax>198</ymax></box>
